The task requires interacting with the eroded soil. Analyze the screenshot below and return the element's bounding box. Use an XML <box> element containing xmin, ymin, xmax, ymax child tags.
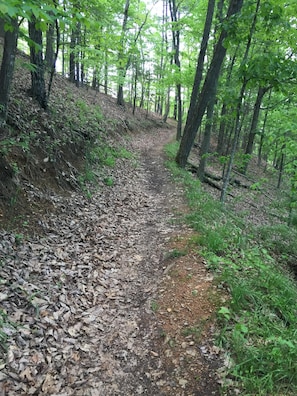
<box><xmin>0</xmin><ymin>125</ymin><xmax>224</xmax><ymax>395</ymax></box>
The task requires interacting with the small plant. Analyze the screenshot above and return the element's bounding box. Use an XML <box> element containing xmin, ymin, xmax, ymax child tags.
<box><xmin>182</xmin><ymin>325</ymin><xmax>203</xmax><ymax>340</ymax></box>
<box><xmin>14</xmin><ymin>233</ymin><xmax>24</xmax><ymax>245</ymax></box>
<box><xmin>165</xmin><ymin>248</ymin><xmax>187</xmax><ymax>259</ymax></box>
<box><xmin>217</xmin><ymin>306</ymin><xmax>232</xmax><ymax>321</ymax></box>
<box><xmin>151</xmin><ymin>300</ymin><xmax>159</xmax><ymax>313</ymax></box>
<box><xmin>11</xmin><ymin>162</ymin><xmax>19</xmax><ymax>175</ymax></box>
<box><xmin>103</xmin><ymin>177</ymin><xmax>114</xmax><ymax>186</ymax></box>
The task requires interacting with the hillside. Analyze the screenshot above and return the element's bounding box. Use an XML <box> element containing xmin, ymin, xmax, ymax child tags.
<box><xmin>0</xmin><ymin>49</ymin><xmax>164</xmax><ymax>233</ymax></box>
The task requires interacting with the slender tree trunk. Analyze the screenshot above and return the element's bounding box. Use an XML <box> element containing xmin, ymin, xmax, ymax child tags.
<box><xmin>45</xmin><ymin>21</ymin><xmax>55</xmax><ymax>71</ymax></box>
<box><xmin>197</xmin><ymin>93</ymin><xmax>216</xmax><ymax>181</ymax></box>
<box><xmin>176</xmin><ymin>0</ymin><xmax>244</xmax><ymax>168</ymax></box>
<box><xmin>0</xmin><ymin>18</ymin><xmax>5</xmax><ymax>38</ymax></box>
<box><xmin>80</xmin><ymin>27</ymin><xmax>86</xmax><ymax>85</ymax></box>
<box><xmin>163</xmin><ymin>86</ymin><xmax>171</xmax><ymax>122</ymax></box>
<box><xmin>169</xmin><ymin>0</ymin><xmax>182</xmax><ymax>140</ymax></box>
<box><xmin>29</xmin><ymin>16</ymin><xmax>47</xmax><ymax>109</ymax></box>
<box><xmin>48</xmin><ymin>14</ymin><xmax>60</xmax><ymax>101</ymax></box>
<box><xmin>132</xmin><ymin>62</ymin><xmax>139</xmax><ymax>115</ymax></box>
<box><xmin>258</xmin><ymin>89</ymin><xmax>271</xmax><ymax>166</ymax></box>
<box><xmin>117</xmin><ymin>0</ymin><xmax>130</xmax><ymax>106</ymax></box>
<box><xmin>184</xmin><ymin>0</ymin><xmax>216</xmax><ymax>133</ymax></box>
<box><xmin>220</xmin><ymin>77</ymin><xmax>247</xmax><ymax>202</ymax></box>
<box><xmin>146</xmin><ymin>73</ymin><xmax>151</xmax><ymax>117</ymax></box>
<box><xmin>75</xmin><ymin>22</ymin><xmax>81</xmax><ymax>87</ymax></box>
<box><xmin>242</xmin><ymin>85</ymin><xmax>268</xmax><ymax>173</ymax></box>
<box><xmin>216</xmin><ymin>47</ymin><xmax>238</xmax><ymax>155</ymax></box>
<box><xmin>62</xmin><ymin>30</ymin><xmax>65</xmax><ymax>77</ymax></box>
<box><xmin>176</xmin><ymin>84</ymin><xmax>182</xmax><ymax>139</ymax></box>
<box><xmin>69</xmin><ymin>26</ymin><xmax>76</xmax><ymax>83</ymax></box>
<box><xmin>277</xmin><ymin>150</ymin><xmax>285</xmax><ymax>189</ymax></box>
<box><xmin>220</xmin><ymin>0</ymin><xmax>260</xmax><ymax>203</ymax></box>
<box><xmin>217</xmin><ymin>103</ymin><xmax>227</xmax><ymax>155</ymax></box>
<box><xmin>104</xmin><ymin>48</ymin><xmax>108</xmax><ymax>95</ymax></box>
<box><xmin>0</xmin><ymin>17</ymin><xmax>18</xmax><ymax>129</ymax></box>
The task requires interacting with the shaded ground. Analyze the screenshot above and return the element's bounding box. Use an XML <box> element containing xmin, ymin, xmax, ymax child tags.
<box><xmin>0</xmin><ymin>123</ymin><xmax>224</xmax><ymax>395</ymax></box>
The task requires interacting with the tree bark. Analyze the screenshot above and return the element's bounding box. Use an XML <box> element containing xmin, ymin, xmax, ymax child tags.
<box><xmin>242</xmin><ymin>85</ymin><xmax>268</xmax><ymax>172</ymax></box>
<box><xmin>197</xmin><ymin>93</ymin><xmax>216</xmax><ymax>181</ymax></box>
<box><xmin>47</xmin><ymin>4</ymin><xmax>60</xmax><ymax>101</ymax></box>
<box><xmin>0</xmin><ymin>17</ymin><xmax>18</xmax><ymax>129</ymax></box>
<box><xmin>257</xmin><ymin>89</ymin><xmax>271</xmax><ymax>166</ymax></box>
<box><xmin>69</xmin><ymin>23</ymin><xmax>79</xmax><ymax>84</ymax></box>
<box><xmin>117</xmin><ymin>0</ymin><xmax>130</xmax><ymax>106</ymax></box>
<box><xmin>29</xmin><ymin>16</ymin><xmax>47</xmax><ymax>109</ymax></box>
<box><xmin>176</xmin><ymin>0</ymin><xmax>244</xmax><ymax>168</ymax></box>
<box><xmin>216</xmin><ymin>47</ymin><xmax>238</xmax><ymax>155</ymax></box>
<box><xmin>169</xmin><ymin>0</ymin><xmax>182</xmax><ymax>140</ymax></box>
<box><xmin>183</xmin><ymin>0</ymin><xmax>216</xmax><ymax>134</ymax></box>
<box><xmin>220</xmin><ymin>0</ymin><xmax>260</xmax><ymax>203</ymax></box>
<box><xmin>45</xmin><ymin>22</ymin><xmax>55</xmax><ymax>71</ymax></box>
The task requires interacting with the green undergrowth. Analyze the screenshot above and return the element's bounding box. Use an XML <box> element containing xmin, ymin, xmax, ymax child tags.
<box><xmin>79</xmin><ymin>141</ymin><xmax>134</xmax><ymax>196</ymax></box>
<box><xmin>164</xmin><ymin>142</ymin><xmax>297</xmax><ymax>396</ymax></box>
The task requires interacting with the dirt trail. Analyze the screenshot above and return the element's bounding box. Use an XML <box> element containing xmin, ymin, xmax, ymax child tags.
<box><xmin>0</xmin><ymin>125</ymin><xmax>222</xmax><ymax>395</ymax></box>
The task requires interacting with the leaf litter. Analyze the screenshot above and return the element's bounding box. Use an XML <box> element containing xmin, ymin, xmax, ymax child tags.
<box><xmin>0</xmin><ymin>125</ymin><xmax>225</xmax><ymax>395</ymax></box>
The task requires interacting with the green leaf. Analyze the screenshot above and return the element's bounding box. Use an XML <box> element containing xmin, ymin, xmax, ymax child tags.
<box><xmin>0</xmin><ymin>3</ymin><xmax>8</xmax><ymax>14</ymax></box>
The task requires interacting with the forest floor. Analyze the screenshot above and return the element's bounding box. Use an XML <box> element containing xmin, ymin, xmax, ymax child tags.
<box><xmin>0</xmin><ymin>112</ymin><xmax>227</xmax><ymax>394</ymax></box>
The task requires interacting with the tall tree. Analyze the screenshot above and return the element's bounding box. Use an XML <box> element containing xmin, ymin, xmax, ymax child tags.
<box><xmin>117</xmin><ymin>0</ymin><xmax>130</xmax><ymax>106</ymax></box>
<box><xmin>0</xmin><ymin>17</ymin><xmax>18</xmax><ymax>128</ymax></box>
<box><xmin>28</xmin><ymin>15</ymin><xmax>48</xmax><ymax>109</ymax></box>
<box><xmin>183</xmin><ymin>0</ymin><xmax>216</xmax><ymax>139</ymax></box>
<box><xmin>220</xmin><ymin>0</ymin><xmax>260</xmax><ymax>203</ymax></box>
<box><xmin>168</xmin><ymin>0</ymin><xmax>182</xmax><ymax>140</ymax></box>
<box><xmin>176</xmin><ymin>0</ymin><xmax>244</xmax><ymax>168</ymax></box>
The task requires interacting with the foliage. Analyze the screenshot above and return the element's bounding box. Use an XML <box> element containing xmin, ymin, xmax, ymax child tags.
<box><xmin>165</xmin><ymin>141</ymin><xmax>297</xmax><ymax>395</ymax></box>
<box><xmin>79</xmin><ymin>138</ymin><xmax>133</xmax><ymax>196</ymax></box>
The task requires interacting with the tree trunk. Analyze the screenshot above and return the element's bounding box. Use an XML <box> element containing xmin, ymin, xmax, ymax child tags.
<box><xmin>62</xmin><ymin>30</ymin><xmax>65</xmax><ymax>77</ymax></box>
<box><xmin>197</xmin><ymin>93</ymin><xmax>216</xmax><ymax>181</ymax></box>
<box><xmin>220</xmin><ymin>0</ymin><xmax>260</xmax><ymax>204</ymax></box>
<box><xmin>217</xmin><ymin>103</ymin><xmax>227</xmax><ymax>155</ymax></box>
<box><xmin>75</xmin><ymin>22</ymin><xmax>81</xmax><ymax>87</ymax></box>
<box><xmin>176</xmin><ymin>0</ymin><xmax>244</xmax><ymax>168</ymax></box>
<box><xmin>132</xmin><ymin>62</ymin><xmax>139</xmax><ymax>115</ymax></box>
<box><xmin>242</xmin><ymin>85</ymin><xmax>268</xmax><ymax>172</ymax></box>
<box><xmin>163</xmin><ymin>86</ymin><xmax>171</xmax><ymax>122</ymax></box>
<box><xmin>45</xmin><ymin>21</ymin><xmax>55</xmax><ymax>71</ymax></box>
<box><xmin>29</xmin><ymin>16</ymin><xmax>47</xmax><ymax>109</ymax></box>
<box><xmin>0</xmin><ymin>17</ymin><xmax>18</xmax><ymax>129</ymax></box>
<box><xmin>104</xmin><ymin>48</ymin><xmax>108</xmax><ymax>95</ymax></box>
<box><xmin>0</xmin><ymin>17</ymin><xmax>5</xmax><ymax>38</ymax></box>
<box><xmin>258</xmin><ymin>89</ymin><xmax>271</xmax><ymax>167</ymax></box>
<box><xmin>277</xmin><ymin>150</ymin><xmax>285</xmax><ymax>189</ymax></box>
<box><xmin>184</xmin><ymin>0</ymin><xmax>216</xmax><ymax>133</ymax></box>
<box><xmin>69</xmin><ymin>26</ymin><xmax>76</xmax><ymax>83</ymax></box>
<box><xmin>169</xmin><ymin>0</ymin><xmax>182</xmax><ymax>140</ymax></box>
<box><xmin>47</xmin><ymin>14</ymin><xmax>60</xmax><ymax>101</ymax></box>
<box><xmin>117</xmin><ymin>0</ymin><xmax>130</xmax><ymax>106</ymax></box>
<box><xmin>216</xmin><ymin>47</ymin><xmax>238</xmax><ymax>155</ymax></box>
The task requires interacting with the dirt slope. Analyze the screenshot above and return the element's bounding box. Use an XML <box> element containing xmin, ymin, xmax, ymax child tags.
<box><xmin>0</xmin><ymin>121</ymin><xmax>224</xmax><ymax>395</ymax></box>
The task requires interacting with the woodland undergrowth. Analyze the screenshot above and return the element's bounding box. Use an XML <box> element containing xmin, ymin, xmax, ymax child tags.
<box><xmin>164</xmin><ymin>142</ymin><xmax>297</xmax><ymax>396</ymax></box>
